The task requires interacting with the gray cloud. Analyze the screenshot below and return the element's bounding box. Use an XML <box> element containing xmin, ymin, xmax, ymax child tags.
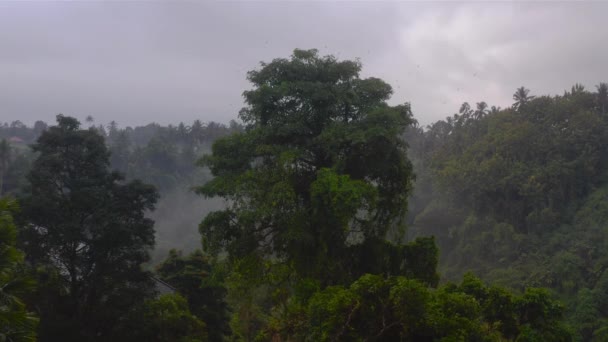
<box><xmin>1</xmin><ymin>1</ymin><xmax>607</xmax><ymax>127</ymax></box>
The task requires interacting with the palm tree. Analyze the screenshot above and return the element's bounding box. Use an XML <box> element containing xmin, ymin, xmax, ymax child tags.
<box><xmin>459</xmin><ymin>102</ymin><xmax>472</xmax><ymax>116</ymax></box>
<box><xmin>458</xmin><ymin>102</ymin><xmax>473</xmax><ymax>124</ymax></box>
<box><xmin>512</xmin><ymin>86</ymin><xmax>535</xmax><ymax>111</ymax></box>
<box><xmin>474</xmin><ymin>102</ymin><xmax>489</xmax><ymax>119</ymax></box>
<box><xmin>596</xmin><ymin>83</ymin><xmax>608</xmax><ymax>114</ymax></box>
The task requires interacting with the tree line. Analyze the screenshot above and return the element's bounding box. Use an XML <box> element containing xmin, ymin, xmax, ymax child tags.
<box><xmin>406</xmin><ymin>81</ymin><xmax>608</xmax><ymax>340</ymax></box>
<box><xmin>1</xmin><ymin>49</ymin><xmax>590</xmax><ymax>341</ymax></box>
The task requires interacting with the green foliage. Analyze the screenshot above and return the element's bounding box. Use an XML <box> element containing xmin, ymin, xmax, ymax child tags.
<box><xmin>0</xmin><ymin>138</ymin><xmax>35</xmax><ymax>198</ymax></box>
<box><xmin>18</xmin><ymin>115</ymin><xmax>159</xmax><ymax>341</ymax></box>
<box><xmin>273</xmin><ymin>273</ymin><xmax>570</xmax><ymax>341</ymax></box>
<box><xmin>310</xmin><ymin>168</ymin><xmax>377</xmax><ymax>231</ymax></box>
<box><xmin>110</xmin><ymin>120</ymin><xmax>241</xmax><ymax>192</ymax></box>
<box><xmin>123</xmin><ymin>294</ymin><xmax>208</xmax><ymax>342</ymax></box>
<box><xmin>514</xmin><ymin>288</ymin><xmax>572</xmax><ymax>341</ymax></box>
<box><xmin>0</xmin><ymin>198</ymin><xmax>37</xmax><ymax>342</ymax></box>
<box><xmin>2</xmin><ymin>57</ymin><xmax>591</xmax><ymax>340</ymax></box>
<box><xmin>199</xmin><ymin>49</ymin><xmax>415</xmax><ymax>286</ymax></box>
<box><xmin>405</xmin><ymin>83</ymin><xmax>608</xmax><ymax>339</ymax></box>
<box><xmin>156</xmin><ymin>249</ymin><xmax>231</xmax><ymax>341</ymax></box>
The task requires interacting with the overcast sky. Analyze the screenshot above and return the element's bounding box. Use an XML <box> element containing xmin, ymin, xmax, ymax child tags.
<box><xmin>1</xmin><ymin>1</ymin><xmax>607</xmax><ymax>127</ymax></box>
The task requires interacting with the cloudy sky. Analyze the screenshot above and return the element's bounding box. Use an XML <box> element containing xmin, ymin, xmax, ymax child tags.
<box><xmin>1</xmin><ymin>1</ymin><xmax>607</xmax><ymax>127</ymax></box>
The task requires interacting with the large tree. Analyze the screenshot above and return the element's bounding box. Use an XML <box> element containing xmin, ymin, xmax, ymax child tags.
<box><xmin>19</xmin><ymin>115</ymin><xmax>158</xmax><ymax>341</ymax></box>
<box><xmin>198</xmin><ymin>49</ymin><xmax>417</xmax><ymax>285</ymax></box>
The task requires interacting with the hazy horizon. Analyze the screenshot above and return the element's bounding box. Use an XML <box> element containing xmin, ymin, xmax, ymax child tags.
<box><xmin>2</xmin><ymin>1</ymin><xmax>607</xmax><ymax>127</ymax></box>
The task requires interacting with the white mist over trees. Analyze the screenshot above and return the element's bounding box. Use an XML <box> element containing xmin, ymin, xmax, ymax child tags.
<box><xmin>4</xmin><ymin>48</ymin><xmax>608</xmax><ymax>340</ymax></box>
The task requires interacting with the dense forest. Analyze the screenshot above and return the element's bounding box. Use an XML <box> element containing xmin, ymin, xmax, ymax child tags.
<box><xmin>2</xmin><ymin>49</ymin><xmax>607</xmax><ymax>341</ymax></box>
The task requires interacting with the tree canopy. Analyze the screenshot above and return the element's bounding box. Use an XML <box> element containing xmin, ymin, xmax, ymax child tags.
<box><xmin>405</xmin><ymin>82</ymin><xmax>608</xmax><ymax>340</ymax></box>
<box><xmin>2</xmin><ymin>50</ymin><xmax>598</xmax><ymax>341</ymax></box>
<box><xmin>198</xmin><ymin>49</ymin><xmax>416</xmax><ymax>285</ymax></box>
<box><xmin>19</xmin><ymin>115</ymin><xmax>159</xmax><ymax>341</ymax></box>
<box><xmin>156</xmin><ymin>249</ymin><xmax>232</xmax><ymax>341</ymax></box>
